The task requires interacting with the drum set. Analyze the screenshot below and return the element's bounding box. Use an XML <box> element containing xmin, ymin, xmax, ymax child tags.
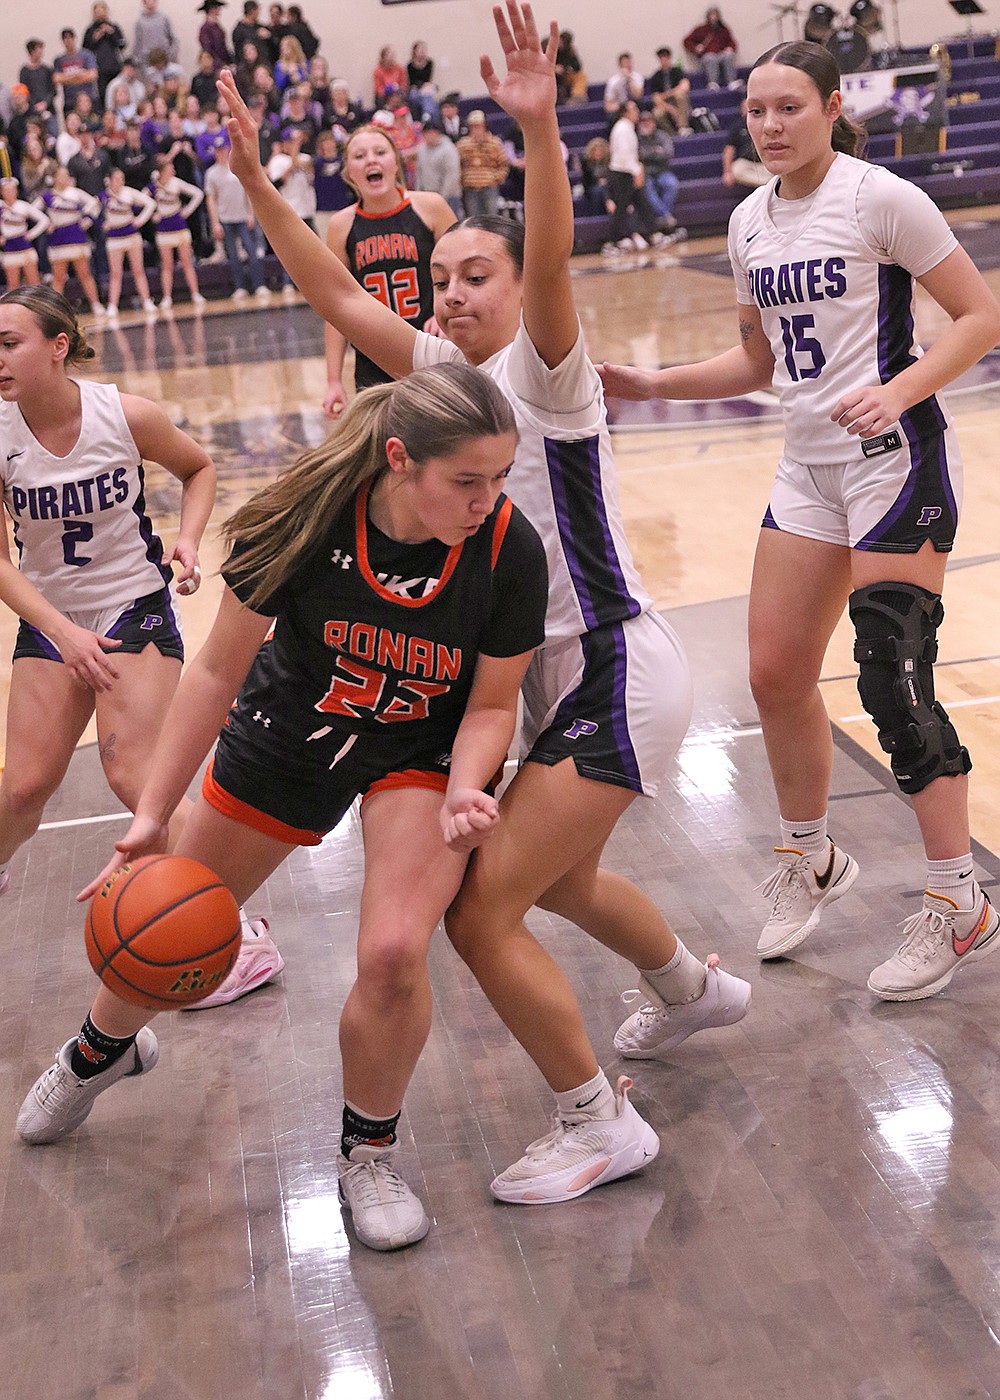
<box><xmin>767</xmin><ymin>0</ymin><xmax>904</xmax><ymax>72</ymax></box>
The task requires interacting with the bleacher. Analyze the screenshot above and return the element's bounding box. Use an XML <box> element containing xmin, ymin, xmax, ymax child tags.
<box><xmin>461</xmin><ymin>35</ymin><xmax>1000</xmax><ymax>252</ymax></box>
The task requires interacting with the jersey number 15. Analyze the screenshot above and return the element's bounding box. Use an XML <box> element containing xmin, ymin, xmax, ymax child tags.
<box><xmin>779</xmin><ymin>314</ymin><xmax>826</xmax><ymax>382</ymax></box>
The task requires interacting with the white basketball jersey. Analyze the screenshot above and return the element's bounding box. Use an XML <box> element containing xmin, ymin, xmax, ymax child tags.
<box><xmin>1</xmin><ymin>379</ymin><xmax>171</xmax><ymax>611</ymax></box>
<box><xmin>413</xmin><ymin>322</ymin><xmax>652</xmax><ymax>642</ymax></box>
<box><xmin>729</xmin><ymin>152</ymin><xmax>958</xmax><ymax>465</ymax></box>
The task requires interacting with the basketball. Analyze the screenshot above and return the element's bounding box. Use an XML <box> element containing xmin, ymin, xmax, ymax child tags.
<box><xmin>85</xmin><ymin>855</ymin><xmax>242</xmax><ymax>1010</ymax></box>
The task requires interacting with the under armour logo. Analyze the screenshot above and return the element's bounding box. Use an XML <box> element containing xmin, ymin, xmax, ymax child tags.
<box><xmin>252</xmin><ymin>711</ymin><xmax>272</xmax><ymax>727</ymax></box>
<box><xmin>331</xmin><ymin>550</ymin><xmax>353</xmax><ymax>569</ymax></box>
<box><xmin>917</xmin><ymin>506</ymin><xmax>942</xmax><ymax>526</ymax></box>
<box><xmin>563</xmin><ymin>719</ymin><xmax>599</xmax><ymax>740</ymax></box>
<box><xmin>140</xmin><ymin>614</ymin><xmax>163</xmax><ymax>630</ymax></box>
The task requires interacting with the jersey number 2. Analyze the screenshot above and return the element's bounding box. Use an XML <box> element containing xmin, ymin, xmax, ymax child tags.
<box><xmin>62</xmin><ymin>521</ymin><xmax>94</xmax><ymax>567</ymax></box>
<box><xmin>779</xmin><ymin>314</ymin><xmax>826</xmax><ymax>382</ymax></box>
<box><xmin>362</xmin><ymin>268</ymin><xmax>422</xmax><ymax>321</ymax></box>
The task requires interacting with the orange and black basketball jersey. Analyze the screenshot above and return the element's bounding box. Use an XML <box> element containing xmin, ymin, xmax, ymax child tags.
<box><xmin>344</xmin><ymin>197</ymin><xmax>436</xmax><ymax>391</ymax></box>
<box><xmin>221</xmin><ymin>484</ymin><xmax>547</xmax><ymax>777</ymax></box>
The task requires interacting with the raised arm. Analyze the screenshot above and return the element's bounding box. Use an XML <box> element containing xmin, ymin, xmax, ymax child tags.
<box><xmin>482</xmin><ymin>2</ymin><xmax>576</xmax><ymax>368</ymax></box>
<box><xmin>598</xmin><ymin>301</ymin><xmax>776</xmax><ymax>401</ymax></box>
<box><xmin>218</xmin><ymin>69</ymin><xmax>417</xmax><ymax>380</ymax></box>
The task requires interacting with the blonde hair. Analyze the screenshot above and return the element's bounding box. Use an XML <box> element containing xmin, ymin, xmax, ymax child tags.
<box><xmin>223</xmin><ymin>363</ymin><xmax>516</xmax><ymax>609</ymax></box>
<box><xmin>279</xmin><ymin>35</ymin><xmax>307</xmax><ymax>67</ymax></box>
<box><xmin>342</xmin><ymin>122</ymin><xmax>407</xmax><ymax>198</ymax></box>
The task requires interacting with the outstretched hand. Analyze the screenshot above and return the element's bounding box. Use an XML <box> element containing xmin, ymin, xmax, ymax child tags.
<box><xmin>481</xmin><ymin>1</ymin><xmax>559</xmax><ymax>126</ymax></box>
<box><xmin>77</xmin><ymin>813</ymin><xmax>169</xmax><ymax>903</ymax></box>
<box><xmin>596</xmin><ymin>362</ymin><xmax>659</xmax><ymax>401</ymax></box>
<box><xmin>216</xmin><ymin>69</ymin><xmax>266</xmax><ymax>192</ymax></box>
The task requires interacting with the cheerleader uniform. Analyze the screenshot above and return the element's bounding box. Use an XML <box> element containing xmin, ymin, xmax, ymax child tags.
<box><xmin>102</xmin><ymin>184</ymin><xmax>156</xmax><ymax>254</ymax></box>
<box><xmin>36</xmin><ymin>187</ymin><xmax>100</xmax><ymax>263</ymax></box>
<box><xmin>150</xmin><ymin>175</ymin><xmax>204</xmax><ymax>250</ymax></box>
<box><xmin>0</xmin><ymin>199</ymin><xmax>50</xmax><ymax>272</ymax></box>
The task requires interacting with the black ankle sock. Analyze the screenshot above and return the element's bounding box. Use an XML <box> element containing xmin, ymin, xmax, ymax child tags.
<box><xmin>69</xmin><ymin>1014</ymin><xmax>138</xmax><ymax>1080</ymax></box>
<box><xmin>341</xmin><ymin>1103</ymin><xmax>400</xmax><ymax>1159</ymax></box>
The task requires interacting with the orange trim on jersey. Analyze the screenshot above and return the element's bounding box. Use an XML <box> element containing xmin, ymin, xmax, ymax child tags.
<box><xmin>491</xmin><ymin>497</ymin><xmax>513</xmax><ymax>570</ymax></box>
<box><xmin>360</xmin><ymin>768</ymin><xmax>449</xmax><ymax>804</ymax></box>
<box><xmin>354</xmin><ymin>193</ymin><xmax>410</xmax><ymax>220</ymax></box>
<box><xmin>201</xmin><ymin>761</ymin><xmax>324</xmax><ymax>847</ymax></box>
<box><xmin>355</xmin><ymin>481</ymin><xmax>464</xmax><ymax>608</ymax></box>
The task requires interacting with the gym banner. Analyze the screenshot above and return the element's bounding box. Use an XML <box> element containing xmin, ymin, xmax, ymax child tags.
<box><xmin>840</xmin><ymin>64</ymin><xmax>947</xmax><ymax>135</ymax></box>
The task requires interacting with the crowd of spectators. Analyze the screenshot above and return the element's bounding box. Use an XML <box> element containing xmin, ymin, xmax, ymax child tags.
<box><xmin>0</xmin><ymin>4</ymin><xmax>747</xmax><ymax>302</ymax></box>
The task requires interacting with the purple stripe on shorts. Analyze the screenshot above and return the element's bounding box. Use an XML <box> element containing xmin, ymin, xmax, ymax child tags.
<box><xmin>544</xmin><ymin>434</ymin><xmax>642</xmax><ymax>630</ymax></box>
<box><xmin>606</xmin><ymin>624</ymin><xmax>642</xmax><ymax>789</ymax></box>
<box><xmin>20</xmin><ymin>622</ymin><xmax>62</xmax><ymax>661</ymax></box>
<box><xmin>544</xmin><ymin>437</ymin><xmax>600</xmax><ymax>630</ymax></box>
<box><xmin>857</xmin><ymin>267</ymin><xmax>954</xmax><ymax>550</ymax></box>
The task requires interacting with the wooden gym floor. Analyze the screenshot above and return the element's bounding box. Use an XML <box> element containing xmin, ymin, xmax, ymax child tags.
<box><xmin>1</xmin><ymin>211</ymin><xmax>1000</xmax><ymax>1399</ymax></box>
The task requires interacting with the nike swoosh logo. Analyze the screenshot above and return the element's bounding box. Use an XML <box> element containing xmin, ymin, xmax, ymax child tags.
<box><xmin>953</xmin><ymin>900</ymin><xmax>992</xmax><ymax>957</ymax></box>
<box><xmin>813</xmin><ymin>846</ymin><xmax>836</xmax><ymax>891</ymax></box>
<box><xmin>745</xmin><ymin>231</ymin><xmax>760</xmax><ymax>242</ymax></box>
<box><xmin>575</xmin><ymin>1091</ymin><xmax>601</xmax><ymax>1109</ymax></box>
<box><xmin>792</xmin><ymin>829</ymin><xmax>820</xmax><ymax>840</ymax></box>
<box><xmin>6</xmin><ymin>450</ymin><xmax>24</xmax><ymax>461</ymax></box>
<box><xmin>960</xmin><ymin>869</ymin><xmax>973</xmax><ymax>879</ymax></box>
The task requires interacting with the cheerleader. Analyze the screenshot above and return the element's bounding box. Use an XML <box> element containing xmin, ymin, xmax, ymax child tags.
<box><xmin>102</xmin><ymin>167</ymin><xmax>157</xmax><ymax>318</ymax></box>
<box><xmin>35</xmin><ymin>168</ymin><xmax>104</xmax><ymax>317</ymax></box>
<box><xmin>0</xmin><ymin>179</ymin><xmax>50</xmax><ymax>290</ymax></box>
<box><xmin>150</xmin><ymin>157</ymin><xmax>206</xmax><ymax>311</ymax></box>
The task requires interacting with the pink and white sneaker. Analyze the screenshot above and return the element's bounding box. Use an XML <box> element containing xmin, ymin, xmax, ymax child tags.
<box><xmin>182</xmin><ymin>916</ymin><xmax>284</xmax><ymax>1010</ymax></box>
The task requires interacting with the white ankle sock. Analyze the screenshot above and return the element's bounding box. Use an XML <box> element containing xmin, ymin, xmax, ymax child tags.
<box><xmin>555</xmin><ymin>1069</ymin><xmax>616</xmax><ymax>1121</ymax></box>
<box><xmin>926</xmin><ymin>854</ymin><xmax>977</xmax><ymax>910</ymax></box>
<box><xmin>779</xmin><ymin>814</ymin><xmax>828</xmax><ymax>858</ymax></box>
<box><xmin>642</xmin><ymin>938</ymin><xmax>706</xmax><ymax>1005</ymax></box>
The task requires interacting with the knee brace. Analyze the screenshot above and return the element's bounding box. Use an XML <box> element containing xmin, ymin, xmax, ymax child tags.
<box><xmin>848</xmin><ymin>581</ymin><xmax>971</xmax><ymax>795</ymax></box>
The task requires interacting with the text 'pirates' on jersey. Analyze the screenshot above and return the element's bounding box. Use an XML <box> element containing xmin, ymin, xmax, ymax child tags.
<box><xmin>729</xmin><ymin>151</ymin><xmax>958</xmax><ymax>466</ymax></box>
<box><xmin>1</xmin><ymin>379</ymin><xmax>172</xmax><ymax>612</ymax></box>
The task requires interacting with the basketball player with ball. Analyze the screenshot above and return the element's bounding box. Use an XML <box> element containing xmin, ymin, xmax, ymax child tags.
<box><xmin>18</xmin><ymin>363</ymin><xmax>548</xmax><ymax>1256</ymax></box>
<box><xmin>0</xmin><ymin>285</ymin><xmax>214</xmax><ymax>901</ymax></box>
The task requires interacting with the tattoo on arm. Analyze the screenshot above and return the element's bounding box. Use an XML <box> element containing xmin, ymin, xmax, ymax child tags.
<box><xmin>739</xmin><ymin>317</ymin><xmax>755</xmax><ymax>347</ymax></box>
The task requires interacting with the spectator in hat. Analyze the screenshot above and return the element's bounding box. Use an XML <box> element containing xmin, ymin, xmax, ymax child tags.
<box><xmin>439</xmin><ymin>92</ymin><xmax>464</xmax><ymax>142</ymax></box>
<box><xmin>198</xmin><ymin>1</ymin><xmax>234</xmax><ymax>73</ymax></box>
<box><xmin>456</xmin><ymin>110</ymin><xmax>508</xmax><ymax>216</ymax></box>
<box><xmin>636</xmin><ymin>108</ymin><xmax>680</xmax><ymax>228</ymax></box>
<box><xmin>205</xmin><ymin>137</ymin><xmax>269</xmax><ymax>297</ymax></box>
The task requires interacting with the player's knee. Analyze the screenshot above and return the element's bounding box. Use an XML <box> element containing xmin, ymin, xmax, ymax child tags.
<box><xmin>749</xmin><ymin>648</ymin><xmax>817</xmax><ymax>713</ymax></box>
<box><xmin>849</xmin><ymin>580</ymin><xmax>971</xmax><ymax>795</ymax></box>
<box><xmin>0</xmin><ymin>771</ymin><xmax>60</xmax><ymax>821</ymax></box>
<box><xmin>359</xmin><ymin>931</ymin><xmax>429</xmax><ymax>1000</ymax></box>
